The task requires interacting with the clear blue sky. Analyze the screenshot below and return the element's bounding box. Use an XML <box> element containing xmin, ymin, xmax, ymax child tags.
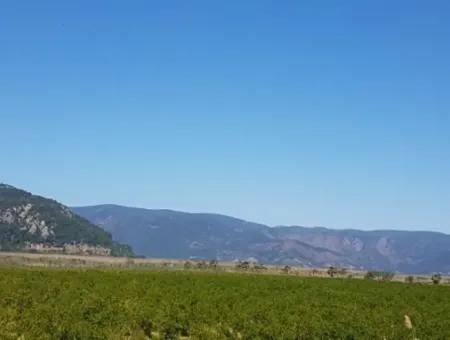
<box><xmin>1</xmin><ymin>1</ymin><xmax>449</xmax><ymax>232</ymax></box>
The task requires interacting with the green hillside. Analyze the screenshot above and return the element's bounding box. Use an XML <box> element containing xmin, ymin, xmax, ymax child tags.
<box><xmin>0</xmin><ymin>184</ymin><xmax>132</xmax><ymax>256</ymax></box>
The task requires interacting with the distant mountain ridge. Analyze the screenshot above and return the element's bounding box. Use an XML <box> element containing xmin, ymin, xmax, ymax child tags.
<box><xmin>73</xmin><ymin>204</ymin><xmax>450</xmax><ymax>273</ymax></box>
<box><xmin>0</xmin><ymin>184</ymin><xmax>132</xmax><ymax>256</ymax></box>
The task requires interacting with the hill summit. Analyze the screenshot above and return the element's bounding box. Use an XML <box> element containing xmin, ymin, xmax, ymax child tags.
<box><xmin>0</xmin><ymin>184</ymin><xmax>133</xmax><ymax>256</ymax></box>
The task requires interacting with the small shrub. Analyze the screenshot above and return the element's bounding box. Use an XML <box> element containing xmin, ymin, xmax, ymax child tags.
<box><xmin>139</xmin><ymin>319</ymin><xmax>153</xmax><ymax>338</ymax></box>
<box><xmin>431</xmin><ymin>273</ymin><xmax>442</xmax><ymax>285</ymax></box>
<box><xmin>281</xmin><ymin>265</ymin><xmax>291</xmax><ymax>274</ymax></box>
<box><xmin>253</xmin><ymin>264</ymin><xmax>267</xmax><ymax>271</ymax></box>
<box><xmin>364</xmin><ymin>271</ymin><xmax>394</xmax><ymax>281</ymax></box>
<box><xmin>163</xmin><ymin>324</ymin><xmax>179</xmax><ymax>340</ymax></box>
<box><xmin>327</xmin><ymin>266</ymin><xmax>348</xmax><ymax>277</ymax></box>
<box><xmin>196</xmin><ymin>260</ymin><xmax>208</xmax><ymax>269</ymax></box>
<box><xmin>235</xmin><ymin>261</ymin><xmax>250</xmax><ymax>270</ymax></box>
<box><xmin>327</xmin><ymin>266</ymin><xmax>337</xmax><ymax>277</ymax></box>
<box><xmin>381</xmin><ymin>272</ymin><xmax>395</xmax><ymax>281</ymax></box>
<box><xmin>365</xmin><ymin>271</ymin><xmax>377</xmax><ymax>280</ymax></box>
<box><xmin>405</xmin><ymin>276</ymin><xmax>414</xmax><ymax>284</ymax></box>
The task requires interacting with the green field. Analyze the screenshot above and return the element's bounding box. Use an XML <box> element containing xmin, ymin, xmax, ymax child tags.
<box><xmin>1</xmin><ymin>267</ymin><xmax>449</xmax><ymax>339</ymax></box>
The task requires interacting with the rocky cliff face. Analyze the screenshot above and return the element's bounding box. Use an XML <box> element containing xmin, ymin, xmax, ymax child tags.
<box><xmin>1</xmin><ymin>202</ymin><xmax>58</xmax><ymax>240</ymax></box>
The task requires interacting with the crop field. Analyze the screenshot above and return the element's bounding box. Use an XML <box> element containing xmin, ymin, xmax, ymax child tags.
<box><xmin>1</xmin><ymin>266</ymin><xmax>449</xmax><ymax>339</ymax></box>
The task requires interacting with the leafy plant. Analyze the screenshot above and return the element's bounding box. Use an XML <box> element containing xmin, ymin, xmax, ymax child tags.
<box><xmin>431</xmin><ymin>273</ymin><xmax>442</xmax><ymax>285</ymax></box>
<box><xmin>405</xmin><ymin>276</ymin><xmax>414</xmax><ymax>284</ymax></box>
<box><xmin>0</xmin><ymin>267</ymin><xmax>449</xmax><ymax>339</ymax></box>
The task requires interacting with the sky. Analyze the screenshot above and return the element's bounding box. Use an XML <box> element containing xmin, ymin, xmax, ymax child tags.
<box><xmin>1</xmin><ymin>1</ymin><xmax>450</xmax><ymax>232</ymax></box>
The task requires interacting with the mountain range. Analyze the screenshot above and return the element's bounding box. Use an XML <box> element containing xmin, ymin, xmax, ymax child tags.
<box><xmin>1</xmin><ymin>183</ymin><xmax>449</xmax><ymax>273</ymax></box>
<box><xmin>73</xmin><ymin>204</ymin><xmax>450</xmax><ymax>274</ymax></box>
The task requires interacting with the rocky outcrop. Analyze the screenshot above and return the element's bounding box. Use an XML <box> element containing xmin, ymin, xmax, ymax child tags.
<box><xmin>1</xmin><ymin>203</ymin><xmax>54</xmax><ymax>239</ymax></box>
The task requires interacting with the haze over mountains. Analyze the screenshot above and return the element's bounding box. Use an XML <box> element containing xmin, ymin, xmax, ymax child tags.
<box><xmin>74</xmin><ymin>204</ymin><xmax>450</xmax><ymax>274</ymax></box>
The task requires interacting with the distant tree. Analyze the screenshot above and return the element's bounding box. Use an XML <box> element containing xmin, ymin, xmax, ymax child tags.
<box><xmin>196</xmin><ymin>260</ymin><xmax>208</xmax><ymax>269</ymax></box>
<box><xmin>431</xmin><ymin>273</ymin><xmax>442</xmax><ymax>285</ymax></box>
<box><xmin>364</xmin><ymin>271</ymin><xmax>395</xmax><ymax>281</ymax></box>
<box><xmin>253</xmin><ymin>264</ymin><xmax>268</xmax><ymax>271</ymax></box>
<box><xmin>365</xmin><ymin>271</ymin><xmax>377</xmax><ymax>280</ymax></box>
<box><xmin>139</xmin><ymin>319</ymin><xmax>153</xmax><ymax>338</ymax></box>
<box><xmin>338</xmin><ymin>267</ymin><xmax>348</xmax><ymax>276</ymax></box>
<box><xmin>381</xmin><ymin>272</ymin><xmax>395</xmax><ymax>281</ymax></box>
<box><xmin>327</xmin><ymin>266</ymin><xmax>347</xmax><ymax>277</ymax></box>
<box><xmin>327</xmin><ymin>266</ymin><xmax>338</xmax><ymax>277</ymax></box>
<box><xmin>235</xmin><ymin>261</ymin><xmax>250</xmax><ymax>270</ymax></box>
<box><xmin>281</xmin><ymin>265</ymin><xmax>291</xmax><ymax>274</ymax></box>
<box><xmin>209</xmin><ymin>259</ymin><xmax>218</xmax><ymax>269</ymax></box>
<box><xmin>405</xmin><ymin>276</ymin><xmax>414</xmax><ymax>284</ymax></box>
<box><xmin>184</xmin><ymin>261</ymin><xmax>192</xmax><ymax>270</ymax></box>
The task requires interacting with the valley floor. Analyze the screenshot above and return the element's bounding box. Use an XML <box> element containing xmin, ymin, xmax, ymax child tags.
<box><xmin>0</xmin><ymin>251</ymin><xmax>447</xmax><ymax>284</ymax></box>
<box><xmin>1</xmin><ymin>258</ymin><xmax>450</xmax><ymax>339</ymax></box>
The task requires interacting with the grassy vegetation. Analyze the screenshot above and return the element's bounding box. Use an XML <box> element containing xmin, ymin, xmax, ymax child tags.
<box><xmin>1</xmin><ymin>266</ymin><xmax>449</xmax><ymax>339</ymax></box>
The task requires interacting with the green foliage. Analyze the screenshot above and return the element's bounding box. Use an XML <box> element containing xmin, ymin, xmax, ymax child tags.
<box><xmin>281</xmin><ymin>265</ymin><xmax>291</xmax><ymax>274</ymax></box>
<box><xmin>139</xmin><ymin>318</ymin><xmax>153</xmax><ymax>338</ymax></box>
<box><xmin>405</xmin><ymin>276</ymin><xmax>414</xmax><ymax>284</ymax></box>
<box><xmin>365</xmin><ymin>271</ymin><xmax>395</xmax><ymax>281</ymax></box>
<box><xmin>365</xmin><ymin>271</ymin><xmax>376</xmax><ymax>280</ymax></box>
<box><xmin>235</xmin><ymin>260</ymin><xmax>250</xmax><ymax>270</ymax></box>
<box><xmin>327</xmin><ymin>266</ymin><xmax>337</xmax><ymax>277</ymax></box>
<box><xmin>196</xmin><ymin>260</ymin><xmax>208</xmax><ymax>269</ymax></box>
<box><xmin>0</xmin><ymin>223</ymin><xmax>39</xmax><ymax>250</ymax></box>
<box><xmin>110</xmin><ymin>242</ymin><xmax>134</xmax><ymax>257</ymax></box>
<box><xmin>253</xmin><ymin>264</ymin><xmax>267</xmax><ymax>271</ymax></box>
<box><xmin>327</xmin><ymin>266</ymin><xmax>347</xmax><ymax>277</ymax></box>
<box><xmin>432</xmin><ymin>273</ymin><xmax>442</xmax><ymax>285</ymax></box>
<box><xmin>381</xmin><ymin>272</ymin><xmax>395</xmax><ymax>281</ymax></box>
<box><xmin>0</xmin><ymin>267</ymin><xmax>449</xmax><ymax>339</ymax></box>
<box><xmin>209</xmin><ymin>259</ymin><xmax>218</xmax><ymax>269</ymax></box>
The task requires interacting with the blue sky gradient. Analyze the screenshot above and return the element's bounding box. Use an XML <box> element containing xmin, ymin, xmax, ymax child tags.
<box><xmin>1</xmin><ymin>1</ymin><xmax>449</xmax><ymax>231</ymax></box>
